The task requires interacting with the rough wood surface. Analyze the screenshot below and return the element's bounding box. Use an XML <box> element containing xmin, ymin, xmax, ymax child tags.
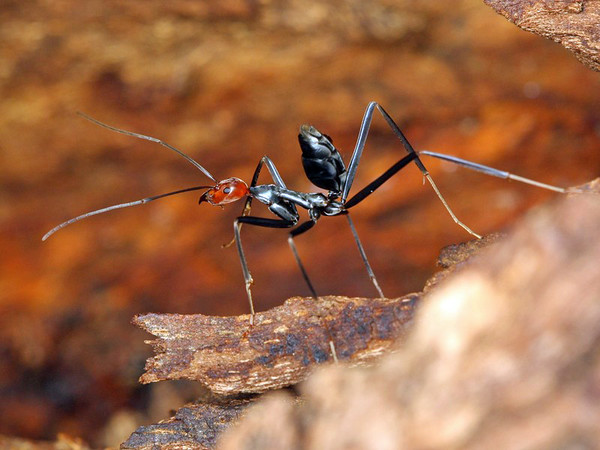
<box><xmin>133</xmin><ymin>295</ymin><xmax>420</xmax><ymax>394</ymax></box>
<box><xmin>121</xmin><ymin>398</ymin><xmax>254</xmax><ymax>450</ymax></box>
<box><xmin>484</xmin><ymin>0</ymin><xmax>600</xmax><ymax>71</ymax></box>
<box><xmin>424</xmin><ymin>233</ymin><xmax>506</xmax><ymax>291</ymax></box>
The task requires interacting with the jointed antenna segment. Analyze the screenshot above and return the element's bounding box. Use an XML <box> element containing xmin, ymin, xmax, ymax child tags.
<box><xmin>77</xmin><ymin>112</ymin><xmax>217</xmax><ymax>182</ymax></box>
<box><xmin>42</xmin><ymin>186</ymin><xmax>209</xmax><ymax>241</ymax></box>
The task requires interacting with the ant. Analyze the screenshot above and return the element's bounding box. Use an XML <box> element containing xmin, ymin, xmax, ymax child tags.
<box><xmin>43</xmin><ymin>102</ymin><xmax>566</xmax><ymax>331</ymax></box>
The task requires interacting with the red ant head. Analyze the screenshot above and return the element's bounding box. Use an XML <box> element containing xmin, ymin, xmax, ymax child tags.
<box><xmin>199</xmin><ymin>177</ymin><xmax>249</xmax><ymax>206</ymax></box>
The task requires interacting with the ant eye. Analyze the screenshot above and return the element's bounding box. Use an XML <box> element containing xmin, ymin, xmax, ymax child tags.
<box><xmin>223</xmin><ymin>187</ymin><xmax>232</xmax><ymax>194</ymax></box>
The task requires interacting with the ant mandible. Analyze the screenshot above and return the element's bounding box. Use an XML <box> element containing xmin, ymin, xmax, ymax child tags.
<box><xmin>43</xmin><ymin>102</ymin><xmax>566</xmax><ymax>326</ymax></box>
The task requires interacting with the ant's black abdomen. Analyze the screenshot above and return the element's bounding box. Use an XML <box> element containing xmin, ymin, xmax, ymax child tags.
<box><xmin>298</xmin><ymin>125</ymin><xmax>347</xmax><ymax>194</ymax></box>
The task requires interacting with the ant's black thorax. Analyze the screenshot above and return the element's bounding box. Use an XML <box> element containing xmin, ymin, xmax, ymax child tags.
<box><xmin>249</xmin><ymin>184</ymin><xmax>344</xmax><ymax>222</ymax></box>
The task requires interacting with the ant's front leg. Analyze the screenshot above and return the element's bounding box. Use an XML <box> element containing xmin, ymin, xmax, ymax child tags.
<box><xmin>224</xmin><ymin>156</ymin><xmax>289</xmax><ymax>248</ymax></box>
<box><xmin>233</xmin><ymin>216</ymin><xmax>296</xmax><ymax>325</ymax></box>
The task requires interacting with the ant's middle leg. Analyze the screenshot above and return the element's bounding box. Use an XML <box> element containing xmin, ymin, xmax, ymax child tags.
<box><xmin>287</xmin><ymin>214</ymin><xmax>384</xmax><ymax>299</ymax></box>
<box><xmin>343</xmin><ymin>212</ymin><xmax>385</xmax><ymax>298</ymax></box>
<box><xmin>287</xmin><ymin>220</ymin><xmax>318</xmax><ymax>298</ymax></box>
<box><xmin>234</xmin><ymin>216</ymin><xmax>295</xmax><ymax>325</ymax></box>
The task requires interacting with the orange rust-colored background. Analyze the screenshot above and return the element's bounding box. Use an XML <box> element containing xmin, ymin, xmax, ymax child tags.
<box><xmin>1</xmin><ymin>0</ymin><xmax>599</xmax><ymax>446</ymax></box>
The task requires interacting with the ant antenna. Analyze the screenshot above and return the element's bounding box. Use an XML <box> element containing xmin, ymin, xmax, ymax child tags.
<box><xmin>42</xmin><ymin>185</ymin><xmax>211</xmax><ymax>241</ymax></box>
<box><xmin>77</xmin><ymin>112</ymin><xmax>217</xmax><ymax>183</ymax></box>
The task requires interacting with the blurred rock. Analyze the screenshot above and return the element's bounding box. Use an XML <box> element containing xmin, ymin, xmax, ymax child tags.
<box><xmin>0</xmin><ymin>434</ymin><xmax>90</xmax><ymax>450</ymax></box>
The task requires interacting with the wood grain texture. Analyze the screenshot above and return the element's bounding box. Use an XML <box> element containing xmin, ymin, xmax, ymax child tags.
<box><xmin>121</xmin><ymin>398</ymin><xmax>253</xmax><ymax>450</ymax></box>
<box><xmin>484</xmin><ymin>0</ymin><xmax>600</xmax><ymax>71</ymax></box>
<box><xmin>134</xmin><ymin>295</ymin><xmax>420</xmax><ymax>394</ymax></box>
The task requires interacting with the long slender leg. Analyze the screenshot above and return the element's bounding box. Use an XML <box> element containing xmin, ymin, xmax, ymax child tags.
<box><xmin>235</xmin><ymin>215</ymin><xmax>338</xmax><ymax>365</ymax></box>
<box><xmin>344</xmin><ymin>213</ymin><xmax>385</xmax><ymax>298</ymax></box>
<box><xmin>344</xmin><ymin>152</ymin><xmax>418</xmax><ymax>209</ymax></box>
<box><xmin>341</xmin><ymin>102</ymin><xmax>481</xmax><ymax>239</ymax></box>
<box><xmin>418</xmin><ymin>151</ymin><xmax>566</xmax><ymax>193</ymax></box>
<box><xmin>287</xmin><ymin>220</ymin><xmax>318</xmax><ymax>298</ymax></box>
<box><xmin>233</xmin><ymin>216</ymin><xmax>296</xmax><ymax>325</ymax></box>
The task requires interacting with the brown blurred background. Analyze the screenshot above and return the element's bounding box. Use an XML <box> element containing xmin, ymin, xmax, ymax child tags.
<box><xmin>1</xmin><ymin>0</ymin><xmax>599</xmax><ymax>447</ymax></box>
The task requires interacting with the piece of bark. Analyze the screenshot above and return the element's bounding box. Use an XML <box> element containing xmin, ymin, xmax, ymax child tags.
<box><xmin>133</xmin><ymin>295</ymin><xmax>419</xmax><ymax>394</ymax></box>
<box><xmin>484</xmin><ymin>0</ymin><xmax>600</xmax><ymax>71</ymax></box>
<box><xmin>436</xmin><ymin>232</ymin><xmax>505</xmax><ymax>269</ymax></box>
<box><xmin>216</xmin><ymin>194</ymin><xmax>600</xmax><ymax>449</ymax></box>
<box><xmin>568</xmin><ymin>176</ymin><xmax>600</xmax><ymax>194</ymax></box>
<box><xmin>423</xmin><ymin>232</ymin><xmax>506</xmax><ymax>292</ymax></box>
<box><xmin>121</xmin><ymin>398</ymin><xmax>253</xmax><ymax>450</ymax></box>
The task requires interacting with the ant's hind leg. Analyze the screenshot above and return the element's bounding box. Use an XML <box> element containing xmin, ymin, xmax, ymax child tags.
<box><xmin>233</xmin><ymin>216</ymin><xmax>296</xmax><ymax>325</ymax></box>
<box><xmin>341</xmin><ymin>102</ymin><xmax>481</xmax><ymax>239</ymax></box>
<box><xmin>345</xmin><ymin>213</ymin><xmax>385</xmax><ymax>298</ymax></box>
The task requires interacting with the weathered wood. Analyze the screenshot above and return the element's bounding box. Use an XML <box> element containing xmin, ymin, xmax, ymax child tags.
<box><xmin>121</xmin><ymin>398</ymin><xmax>254</xmax><ymax>450</ymax></box>
<box><xmin>133</xmin><ymin>295</ymin><xmax>420</xmax><ymax>394</ymax></box>
<box><xmin>484</xmin><ymin>0</ymin><xmax>600</xmax><ymax>71</ymax></box>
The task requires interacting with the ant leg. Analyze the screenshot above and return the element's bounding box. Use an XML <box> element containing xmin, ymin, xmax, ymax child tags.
<box><xmin>233</xmin><ymin>216</ymin><xmax>295</xmax><ymax>325</ymax></box>
<box><xmin>344</xmin><ymin>152</ymin><xmax>418</xmax><ymax>209</ymax></box>
<box><xmin>418</xmin><ymin>151</ymin><xmax>566</xmax><ymax>193</ymax></box>
<box><xmin>344</xmin><ymin>213</ymin><xmax>385</xmax><ymax>298</ymax></box>
<box><xmin>287</xmin><ymin>220</ymin><xmax>319</xmax><ymax>298</ymax></box>
<box><xmin>224</xmin><ymin>156</ymin><xmax>289</xmax><ymax>248</ymax></box>
<box><xmin>341</xmin><ymin>102</ymin><xmax>481</xmax><ymax>239</ymax></box>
